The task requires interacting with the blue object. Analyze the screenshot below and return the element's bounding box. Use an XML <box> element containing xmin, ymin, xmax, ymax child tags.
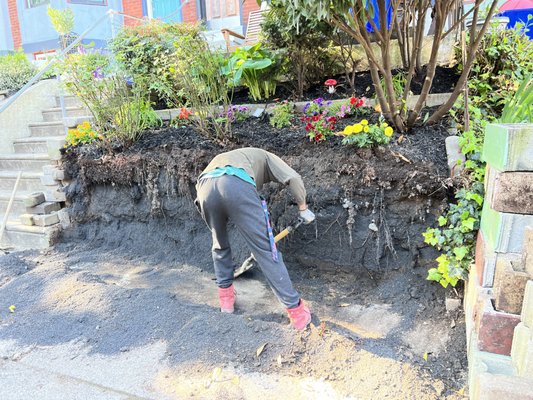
<box><xmin>200</xmin><ymin>167</ymin><xmax>256</xmax><ymax>187</ymax></box>
<box><xmin>260</xmin><ymin>199</ymin><xmax>279</xmax><ymax>262</ymax></box>
<box><xmin>365</xmin><ymin>0</ymin><xmax>393</xmax><ymax>33</ymax></box>
<box><xmin>497</xmin><ymin>9</ymin><xmax>533</xmax><ymax>39</ymax></box>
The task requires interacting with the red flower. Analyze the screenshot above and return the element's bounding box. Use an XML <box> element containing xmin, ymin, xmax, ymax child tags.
<box><xmin>356</xmin><ymin>99</ymin><xmax>364</xmax><ymax>107</ymax></box>
<box><xmin>312</xmin><ymin>115</ymin><xmax>320</xmax><ymax>122</ymax></box>
<box><xmin>349</xmin><ymin>96</ymin><xmax>357</xmax><ymax>105</ymax></box>
<box><xmin>315</xmin><ymin>133</ymin><xmax>324</xmax><ymax>141</ymax></box>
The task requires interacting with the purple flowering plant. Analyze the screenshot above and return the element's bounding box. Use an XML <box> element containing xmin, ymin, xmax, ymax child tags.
<box><xmin>219</xmin><ymin>104</ymin><xmax>250</xmax><ymax>123</ymax></box>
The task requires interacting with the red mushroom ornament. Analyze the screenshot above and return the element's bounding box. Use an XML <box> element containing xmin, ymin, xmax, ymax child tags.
<box><xmin>324</xmin><ymin>79</ymin><xmax>337</xmax><ymax>94</ymax></box>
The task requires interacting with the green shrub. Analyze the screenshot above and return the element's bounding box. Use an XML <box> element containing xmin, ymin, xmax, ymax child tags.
<box><xmin>0</xmin><ymin>50</ymin><xmax>38</xmax><ymax>93</ymax></box>
<box><xmin>500</xmin><ymin>74</ymin><xmax>533</xmax><ymax>123</ymax></box>
<box><xmin>110</xmin><ymin>20</ymin><xmax>203</xmax><ymax>105</ymax></box>
<box><xmin>270</xmin><ymin>100</ymin><xmax>294</xmax><ymax>128</ymax></box>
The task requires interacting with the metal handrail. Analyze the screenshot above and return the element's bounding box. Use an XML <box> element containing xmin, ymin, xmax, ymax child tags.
<box><xmin>0</xmin><ymin>9</ymin><xmax>145</xmax><ymax>116</ymax></box>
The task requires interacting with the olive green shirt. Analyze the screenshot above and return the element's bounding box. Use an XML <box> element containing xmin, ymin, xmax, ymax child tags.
<box><xmin>201</xmin><ymin>147</ymin><xmax>307</xmax><ymax>205</ymax></box>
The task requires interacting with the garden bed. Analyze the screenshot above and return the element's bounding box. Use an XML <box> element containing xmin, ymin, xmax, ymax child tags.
<box><xmin>53</xmin><ymin>116</ymin><xmax>468</xmax><ymax>397</ymax></box>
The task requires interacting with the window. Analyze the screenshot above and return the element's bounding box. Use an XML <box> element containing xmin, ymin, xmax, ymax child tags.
<box><xmin>68</xmin><ymin>0</ymin><xmax>108</xmax><ymax>5</ymax></box>
<box><xmin>27</xmin><ymin>0</ymin><xmax>50</xmax><ymax>8</ymax></box>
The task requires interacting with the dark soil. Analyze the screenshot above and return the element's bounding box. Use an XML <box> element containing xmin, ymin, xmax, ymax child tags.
<box><xmin>44</xmin><ymin>115</ymin><xmax>469</xmax><ymax>398</ymax></box>
<box><xmin>229</xmin><ymin>66</ymin><xmax>460</xmax><ymax>105</ymax></box>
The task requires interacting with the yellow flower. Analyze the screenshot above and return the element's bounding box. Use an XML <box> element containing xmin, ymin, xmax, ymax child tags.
<box><xmin>361</xmin><ymin>119</ymin><xmax>368</xmax><ymax>126</ymax></box>
<box><xmin>353</xmin><ymin>123</ymin><xmax>363</xmax><ymax>133</ymax></box>
<box><xmin>375</xmin><ymin>104</ymin><xmax>382</xmax><ymax>113</ymax></box>
<box><xmin>384</xmin><ymin>126</ymin><xmax>394</xmax><ymax>137</ymax></box>
<box><xmin>381</xmin><ymin>122</ymin><xmax>389</xmax><ymax>129</ymax></box>
<box><xmin>343</xmin><ymin>125</ymin><xmax>355</xmax><ymax>135</ymax></box>
<box><xmin>364</xmin><ymin>126</ymin><xmax>369</xmax><ymax>133</ymax></box>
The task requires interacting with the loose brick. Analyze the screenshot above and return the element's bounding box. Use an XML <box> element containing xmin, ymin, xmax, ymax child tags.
<box><xmin>44</xmin><ymin>189</ymin><xmax>66</xmax><ymax>203</ymax></box>
<box><xmin>19</xmin><ymin>214</ymin><xmax>34</xmax><ymax>226</ymax></box>
<box><xmin>53</xmin><ymin>169</ymin><xmax>65</xmax><ymax>181</ymax></box>
<box><xmin>482</xmin><ymin>123</ymin><xmax>533</xmax><ymax>171</ymax></box>
<box><xmin>478</xmin><ymin>297</ymin><xmax>521</xmax><ymax>356</ymax></box>
<box><xmin>33</xmin><ymin>213</ymin><xmax>59</xmax><ymax>227</ymax></box>
<box><xmin>523</xmin><ymin>227</ymin><xmax>533</xmax><ymax>277</ymax></box>
<box><xmin>473</xmin><ymin>372</ymin><xmax>533</xmax><ymax>400</ymax></box>
<box><xmin>494</xmin><ymin>253</ymin><xmax>529</xmax><ymax>314</ymax></box>
<box><xmin>487</xmin><ymin>171</ymin><xmax>533</xmax><ymax>214</ymax></box>
<box><xmin>522</xmin><ymin>280</ymin><xmax>533</xmax><ymax>329</ymax></box>
<box><xmin>57</xmin><ymin>209</ymin><xmax>71</xmax><ymax>229</ymax></box>
<box><xmin>40</xmin><ymin>174</ymin><xmax>58</xmax><ymax>186</ymax></box>
<box><xmin>24</xmin><ymin>192</ymin><xmax>45</xmax><ymax>207</ymax></box>
<box><xmin>26</xmin><ymin>201</ymin><xmax>61</xmax><ymax>215</ymax></box>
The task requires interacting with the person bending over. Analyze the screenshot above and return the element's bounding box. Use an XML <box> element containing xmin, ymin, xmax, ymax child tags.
<box><xmin>195</xmin><ymin>147</ymin><xmax>315</xmax><ymax>330</ymax></box>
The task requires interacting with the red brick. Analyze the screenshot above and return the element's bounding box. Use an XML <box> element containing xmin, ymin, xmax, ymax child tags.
<box><xmin>181</xmin><ymin>0</ymin><xmax>198</xmax><ymax>23</ymax></box>
<box><xmin>477</xmin><ymin>297</ymin><xmax>521</xmax><ymax>356</ymax></box>
<box><xmin>122</xmin><ymin>0</ymin><xmax>144</xmax><ymax>26</ymax></box>
<box><xmin>7</xmin><ymin>0</ymin><xmax>21</xmax><ymax>49</ymax></box>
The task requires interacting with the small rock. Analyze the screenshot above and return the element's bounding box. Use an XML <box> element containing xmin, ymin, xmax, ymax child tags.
<box><xmin>409</xmin><ymin>287</ymin><xmax>420</xmax><ymax>299</ymax></box>
<box><xmin>368</xmin><ymin>222</ymin><xmax>378</xmax><ymax>232</ymax></box>
<box><xmin>445</xmin><ymin>297</ymin><xmax>461</xmax><ymax>312</ymax></box>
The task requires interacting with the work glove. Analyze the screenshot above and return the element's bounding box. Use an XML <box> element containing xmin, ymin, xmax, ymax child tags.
<box><xmin>299</xmin><ymin>208</ymin><xmax>315</xmax><ymax>224</ymax></box>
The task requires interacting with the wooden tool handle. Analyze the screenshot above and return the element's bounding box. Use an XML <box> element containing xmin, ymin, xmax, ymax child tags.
<box><xmin>274</xmin><ymin>228</ymin><xmax>290</xmax><ymax>242</ymax></box>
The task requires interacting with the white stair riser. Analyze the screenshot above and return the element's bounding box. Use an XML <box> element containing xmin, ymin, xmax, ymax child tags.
<box><xmin>14</xmin><ymin>141</ymin><xmax>48</xmax><ymax>154</ymax></box>
<box><xmin>29</xmin><ymin>124</ymin><xmax>66</xmax><ymax>137</ymax></box>
<box><xmin>0</xmin><ymin>177</ymin><xmax>43</xmax><ymax>191</ymax></box>
<box><xmin>0</xmin><ymin>200</ymin><xmax>28</xmax><ymax>218</ymax></box>
<box><xmin>55</xmin><ymin>96</ymin><xmax>83</xmax><ymax>108</ymax></box>
<box><xmin>0</xmin><ymin>159</ymin><xmax>51</xmax><ymax>171</ymax></box>
<box><xmin>0</xmin><ymin>229</ymin><xmax>52</xmax><ymax>249</ymax></box>
<box><xmin>42</xmin><ymin>108</ymin><xmax>89</xmax><ymax>122</ymax></box>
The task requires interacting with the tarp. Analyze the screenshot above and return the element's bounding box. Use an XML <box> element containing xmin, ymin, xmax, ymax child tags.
<box><xmin>365</xmin><ymin>0</ymin><xmax>393</xmax><ymax>33</ymax></box>
<box><xmin>497</xmin><ymin>8</ymin><xmax>533</xmax><ymax>39</ymax></box>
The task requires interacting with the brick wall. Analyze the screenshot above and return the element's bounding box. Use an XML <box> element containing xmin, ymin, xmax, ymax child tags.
<box><xmin>181</xmin><ymin>0</ymin><xmax>198</xmax><ymax>23</ymax></box>
<box><xmin>7</xmin><ymin>0</ymin><xmax>21</xmax><ymax>49</ymax></box>
<box><xmin>241</xmin><ymin>0</ymin><xmax>261</xmax><ymax>30</ymax></box>
<box><xmin>122</xmin><ymin>0</ymin><xmax>144</xmax><ymax>26</ymax></box>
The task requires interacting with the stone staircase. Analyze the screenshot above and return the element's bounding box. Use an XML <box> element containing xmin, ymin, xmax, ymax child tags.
<box><xmin>0</xmin><ymin>94</ymin><xmax>87</xmax><ymax>250</ymax></box>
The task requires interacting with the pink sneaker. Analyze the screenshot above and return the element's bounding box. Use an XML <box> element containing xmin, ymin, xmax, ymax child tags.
<box><xmin>218</xmin><ymin>285</ymin><xmax>235</xmax><ymax>313</ymax></box>
<box><xmin>287</xmin><ymin>300</ymin><xmax>311</xmax><ymax>330</ymax></box>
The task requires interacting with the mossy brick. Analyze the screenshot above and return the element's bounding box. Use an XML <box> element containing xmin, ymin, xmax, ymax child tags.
<box><xmin>477</xmin><ymin>297</ymin><xmax>521</xmax><ymax>356</ymax></box>
<box><xmin>523</xmin><ymin>227</ymin><xmax>533</xmax><ymax>277</ymax></box>
<box><xmin>473</xmin><ymin>372</ymin><xmax>533</xmax><ymax>400</ymax></box>
<box><xmin>23</xmin><ymin>192</ymin><xmax>45</xmax><ymax>207</ymax></box>
<box><xmin>482</xmin><ymin>123</ymin><xmax>533</xmax><ymax>172</ymax></box>
<box><xmin>522</xmin><ymin>280</ymin><xmax>533</xmax><ymax>329</ymax></box>
<box><xmin>494</xmin><ymin>253</ymin><xmax>529</xmax><ymax>314</ymax></box>
<box><xmin>511</xmin><ymin>322</ymin><xmax>533</xmax><ymax>377</ymax></box>
<box><xmin>485</xmin><ymin>167</ymin><xmax>533</xmax><ymax>214</ymax></box>
<box><xmin>480</xmin><ymin>200</ymin><xmax>533</xmax><ymax>254</ymax></box>
<box><xmin>32</xmin><ymin>213</ymin><xmax>59</xmax><ymax>227</ymax></box>
<box><xmin>26</xmin><ymin>201</ymin><xmax>61</xmax><ymax>215</ymax></box>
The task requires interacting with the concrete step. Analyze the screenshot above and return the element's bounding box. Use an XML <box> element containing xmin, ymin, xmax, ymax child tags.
<box><xmin>0</xmin><ymin>190</ymin><xmax>33</xmax><ymax>219</ymax></box>
<box><xmin>13</xmin><ymin>136</ymin><xmax>65</xmax><ymax>154</ymax></box>
<box><xmin>28</xmin><ymin>121</ymin><xmax>66</xmax><ymax>137</ymax></box>
<box><xmin>0</xmin><ymin>221</ymin><xmax>55</xmax><ymax>250</ymax></box>
<box><xmin>0</xmin><ymin>171</ymin><xmax>43</xmax><ymax>192</ymax></box>
<box><xmin>0</xmin><ymin>153</ymin><xmax>51</xmax><ymax>171</ymax></box>
<box><xmin>42</xmin><ymin>106</ymin><xmax>89</xmax><ymax>122</ymax></box>
<box><xmin>55</xmin><ymin>95</ymin><xmax>82</xmax><ymax>108</ymax></box>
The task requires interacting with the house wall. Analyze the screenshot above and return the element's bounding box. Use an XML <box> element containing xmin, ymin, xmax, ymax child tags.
<box><xmin>0</xmin><ymin>0</ymin><xmax>14</xmax><ymax>53</ymax></box>
<box><xmin>181</xmin><ymin>0</ymin><xmax>197</xmax><ymax>23</ymax></box>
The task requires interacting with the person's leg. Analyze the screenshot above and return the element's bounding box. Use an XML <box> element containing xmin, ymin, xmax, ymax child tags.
<box><xmin>195</xmin><ymin>178</ymin><xmax>235</xmax><ymax>289</ymax></box>
<box><xmin>219</xmin><ymin>176</ymin><xmax>301</xmax><ymax>309</ymax></box>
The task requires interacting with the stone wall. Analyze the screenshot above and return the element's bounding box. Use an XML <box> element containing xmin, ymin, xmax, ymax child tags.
<box><xmin>466</xmin><ymin>123</ymin><xmax>533</xmax><ymax>399</ymax></box>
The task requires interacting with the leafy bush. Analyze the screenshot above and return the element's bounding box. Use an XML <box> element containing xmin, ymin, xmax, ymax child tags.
<box><xmin>270</xmin><ymin>100</ymin><xmax>294</xmax><ymax>128</ymax></box>
<box><xmin>58</xmin><ymin>51</ymin><xmax>161</xmax><ymax>146</ymax></box>
<box><xmin>0</xmin><ymin>50</ymin><xmax>38</xmax><ymax>93</ymax></box>
<box><xmin>341</xmin><ymin>118</ymin><xmax>393</xmax><ymax>148</ymax></box>
<box><xmin>500</xmin><ymin>73</ymin><xmax>533</xmax><ymax>123</ymax></box>
<box><xmin>169</xmin><ymin>34</ymin><xmax>232</xmax><ymax>140</ymax></box>
<box><xmin>261</xmin><ymin>0</ymin><xmax>338</xmax><ymax>99</ymax></box>
<box><xmin>221</xmin><ymin>43</ymin><xmax>280</xmax><ymax>101</ymax></box>
<box><xmin>110</xmin><ymin>20</ymin><xmax>203</xmax><ymax>105</ymax></box>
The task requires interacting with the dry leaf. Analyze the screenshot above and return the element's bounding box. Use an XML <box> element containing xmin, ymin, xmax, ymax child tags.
<box><xmin>231</xmin><ymin>376</ymin><xmax>240</xmax><ymax>385</ymax></box>
<box><xmin>338</xmin><ymin>303</ymin><xmax>350</xmax><ymax>307</ymax></box>
<box><xmin>397</xmin><ymin>135</ymin><xmax>405</xmax><ymax>144</ymax></box>
<box><xmin>277</xmin><ymin>354</ymin><xmax>282</xmax><ymax>367</ymax></box>
<box><xmin>256</xmin><ymin>343</ymin><xmax>267</xmax><ymax>357</ymax></box>
<box><xmin>212</xmin><ymin>367</ymin><xmax>222</xmax><ymax>381</ymax></box>
<box><xmin>8</xmin><ymin>305</ymin><xmax>15</xmax><ymax>313</ymax></box>
<box><xmin>423</xmin><ymin>352</ymin><xmax>429</xmax><ymax>362</ymax></box>
<box><xmin>457</xmin><ymin>387</ymin><xmax>465</xmax><ymax>395</ymax></box>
